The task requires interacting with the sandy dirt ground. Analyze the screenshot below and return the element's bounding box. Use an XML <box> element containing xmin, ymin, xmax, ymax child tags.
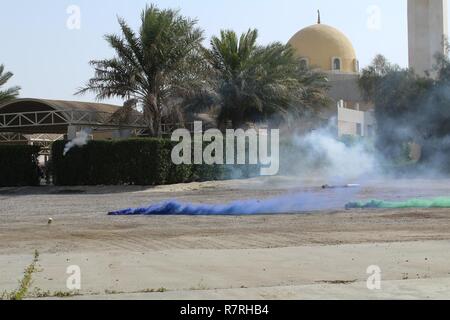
<box><xmin>1</xmin><ymin>176</ymin><xmax>450</xmax><ymax>299</ymax></box>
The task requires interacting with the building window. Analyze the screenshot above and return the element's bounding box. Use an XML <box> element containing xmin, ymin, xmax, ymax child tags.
<box><xmin>356</xmin><ymin>123</ymin><xmax>362</xmax><ymax>136</ymax></box>
<box><xmin>299</xmin><ymin>58</ymin><xmax>309</xmax><ymax>69</ymax></box>
<box><xmin>354</xmin><ymin>59</ymin><xmax>360</xmax><ymax>72</ymax></box>
<box><xmin>332</xmin><ymin>57</ymin><xmax>341</xmax><ymax>71</ymax></box>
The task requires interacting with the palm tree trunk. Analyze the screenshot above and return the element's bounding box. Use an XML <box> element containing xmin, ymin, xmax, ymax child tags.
<box><xmin>143</xmin><ymin>104</ymin><xmax>155</xmax><ymax>136</ymax></box>
<box><xmin>144</xmin><ymin>94</ymin><xmax>163</xmax><ymax>137</ymax></box>
<box><xmin>154</xmin><ymin>110</ymin><xmax>162</xmax><ymax>137</ymax></box>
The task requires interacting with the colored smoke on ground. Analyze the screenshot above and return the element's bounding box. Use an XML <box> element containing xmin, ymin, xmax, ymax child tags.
<box><xmin>108</xmin><ymin>189</ymin><xmax>356</xmax><ymax>216</ymax></box>
<box><xmin>345</xmin><ymin>197</ymin><xmax>450</xmax><ymax>209</ymax></box>
<box><xmin>109</xmin><ymin>195</ymin><xmax>450</xmax><ymax>216</ymax></box>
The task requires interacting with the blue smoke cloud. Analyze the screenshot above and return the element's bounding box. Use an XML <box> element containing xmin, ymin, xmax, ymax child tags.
<box><xmin>108</xmin><ymin>187</ymin><xmax>359</xmax><ymax>216</ymax></box>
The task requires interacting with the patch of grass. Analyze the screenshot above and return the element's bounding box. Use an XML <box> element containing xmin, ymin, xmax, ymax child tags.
<box><xmin>316</xmin><ymin>279</ymin><xmax>357</xmax><ymax>285</ymax></box>
<box><xmin>31</xmin><ymin>288</ymin><xmax>51</xmax><ymax>298</ymax></box>
<box><xmin>3</xmin><ymin>250</ymin><xmax>40</xmax><ymax>300</ymax></box>
<box><xmin>104</xmin><ymin>289</ymin><xmax>124</xmax><ymax>295</ymax></box>
<box><xmin>131</xmin><ymin>287</ymin><xmax>168</xmax><ymax>294</ymax></box>
<box><xmin>53</xmin><ymin>291</ymin><xmax>80</xmax><ymax>298</ymax></box>
<box><xmin>30</xmin><ymin>289</ymin><xmax>80</xmax><ymax>299</ymax></box>
<box><xmin>190</xmin><ymin>279</ymin><xmax>209</xmax><ymax>291</ymax></box>
<box><xmin>103</xmin><ymin>288</ymin><xmax>168</xmax><ymax>295</ymax></box>
<box><xmin>146</xmin><ymin>287</ymin><xmax>167</xmax><ymax>293</ymax></box>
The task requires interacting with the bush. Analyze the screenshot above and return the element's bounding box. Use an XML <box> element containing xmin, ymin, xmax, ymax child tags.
<box><xmin>52</xmin><ymin>137</ymin><xmax>266</xmax><ymax>186</ymax></box>
<box><xmin>0</xmin><ymin>145</ymin><xmax>41</xmax><ymax>187</ymax></box>
<box><xmin>52</xmin><ymin>138</ymin><xmax>181</xmax><ymax>186</ymax></box>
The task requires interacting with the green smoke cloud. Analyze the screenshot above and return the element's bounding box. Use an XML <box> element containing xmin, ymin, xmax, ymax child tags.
<box><xmin>345</xmin><ymin>197</ymin><xmax>450</xmax><ymax>209</ymax></box>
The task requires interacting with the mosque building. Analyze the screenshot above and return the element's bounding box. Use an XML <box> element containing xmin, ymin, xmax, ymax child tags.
<box><xmin>287</xmin><ymin>0</ymin><xmax>449</xmax><ymax>139</ymax></box>
<box><xmin>287</xmin><ymin>11</ymin><xmax>375</xmax><ymax>138</ymax></box>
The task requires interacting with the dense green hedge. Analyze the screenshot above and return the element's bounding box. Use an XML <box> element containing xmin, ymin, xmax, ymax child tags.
<box><xmin>51</xmin><ymin>138</ymin><xmax>255</xmax><ymax>186</ymax></box>
<box><xmin>0</xmin><ymin>145</ymin><xmax>41</xmax><ymax>187</ymax></box>
<box><xmin>53</xmin><ymin>139</ymin><xmax>171</xmax><ymax>185</ymax></box>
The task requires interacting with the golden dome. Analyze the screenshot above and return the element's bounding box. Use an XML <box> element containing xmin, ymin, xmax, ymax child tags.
<box><xmin>288</xmin><ymin>23</ymin><xmax>358</xmax><ymax>73</ymax></box>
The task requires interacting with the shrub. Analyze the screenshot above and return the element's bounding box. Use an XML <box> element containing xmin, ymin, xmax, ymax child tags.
<box><xmin>51</xmin><ymin>137</ymin><xmax>267</xmax><ymax>186</ymax></box>
<box><xmin>0</xmin><ymin>145</ymin><xmax>41</xmax><ymax>187</ymax></box>
<box><xmin>52</xmin><ymin>138</ymin><xmax>182</xmax><ymax>186</ymax></box>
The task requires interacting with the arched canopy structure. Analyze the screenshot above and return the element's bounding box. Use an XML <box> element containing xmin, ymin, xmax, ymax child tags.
<box><xmin>0</xmin><ymin>98</ymin><xmax>147</xmax><ymax>134</ymax></box>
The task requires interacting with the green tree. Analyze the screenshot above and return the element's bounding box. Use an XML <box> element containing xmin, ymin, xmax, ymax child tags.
<box><xmin>0</xmin><ymin>65</ymin><xmax>21</xmax><ymax>106</ymax></box>
<box><xmin>359</xmin><ymin>55</ymin><xmax>431</xmax><ymax>161</ymax></box>
<box><xmin>77</xmin><ymin>4</ymin><xmax>205</xmax><ymax>136</ymax></box>
<box><xmin>358</xmin><ymin>54</ymin><xmax>399</xmax><ymax>102</ymax></box>
<box><xmin>359</xmin><ymin>54</ymin><xmax>450</xmax><ymax>166</ymax></box>
<box><xmin>204</xmin><ymin>29</ymin><xmax>330</xmax><ymax>129</ymax></box>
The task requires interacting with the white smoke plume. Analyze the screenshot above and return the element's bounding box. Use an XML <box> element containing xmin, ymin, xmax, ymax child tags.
<box><xmin>282</xmin><ymin>120</ymin><xmax>378</xmax><ymax>181</ymax></box>
<box><xmin>63</xmin><ymin>130</ymin><xmax>90</xmax><ymax>156</ymax></box>
<box><xmin>299</xmin><ymin>128</ymin><xmax>376</xmax><ymax>179</ymax></box>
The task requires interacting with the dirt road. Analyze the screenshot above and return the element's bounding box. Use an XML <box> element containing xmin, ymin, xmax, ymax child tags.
<box><xmin>1</xmin><ymin>177</ymin><xmax>450</xmax><ymax>299</ymax></box>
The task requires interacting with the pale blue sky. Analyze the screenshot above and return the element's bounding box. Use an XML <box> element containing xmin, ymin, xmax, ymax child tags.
<box><xmin>0</xmin><ymin>0</ymin><xmax>425</xmax><ymax>105</ymax></box>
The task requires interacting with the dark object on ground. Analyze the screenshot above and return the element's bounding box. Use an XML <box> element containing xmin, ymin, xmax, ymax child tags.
<box><xmin>322</xmin><ymin>184</ymin><xmax>360</xmax><ymax>189</ymax></box>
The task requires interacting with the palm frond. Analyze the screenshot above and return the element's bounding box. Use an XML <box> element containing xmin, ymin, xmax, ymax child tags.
<box><xmin>0</xmin><ymin>65</ymin><xmax>21</xmax><ymax>105</ymax></box>
<box><xmin>77</xmin><ymin>5</ymin><xmax>205</xmax><ymax>136</ymax></box>
<box><xmin>205</xmin><ymin>30</ymin><xmax>330</xmax><ymax>127</ymax></box>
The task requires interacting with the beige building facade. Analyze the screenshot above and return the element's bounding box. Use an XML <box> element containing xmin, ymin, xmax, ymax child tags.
<box><xmin>337</xmin><ymin>102</ymin><xmax>376</xmax><ymax>138</ymax></box>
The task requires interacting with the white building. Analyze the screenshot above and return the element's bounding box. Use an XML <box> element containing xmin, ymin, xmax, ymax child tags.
<box><xmin>337</xmin><ymin>101</ymin><xmax>376</xmax><ymax>138</ymax></box>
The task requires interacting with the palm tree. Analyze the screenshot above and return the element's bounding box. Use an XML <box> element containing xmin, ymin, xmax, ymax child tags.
<box><xmin>204</xmin><ymin>29</ymin><xmax>330</xmax><ymax>129</ymax></box>
<box><xmin>77</xmin><ymin>5</ymin><xmax>204</xmax><ymax>136</ymax></box>
<box><xmin>0</xmin><ymin>65</ymin><xmax>21</xmax><ymax>106</ymax></box>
